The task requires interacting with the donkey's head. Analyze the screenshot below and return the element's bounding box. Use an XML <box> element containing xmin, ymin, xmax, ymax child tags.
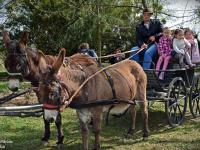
<box><xmin>38</xmin><ymin>48</ymin><xmax>68</xmax><ymax>111</ymax></box>
<box><xmin>3</xmin><ymin>31</ymin><xmax>30</xmax><ymax>76</ymax></box>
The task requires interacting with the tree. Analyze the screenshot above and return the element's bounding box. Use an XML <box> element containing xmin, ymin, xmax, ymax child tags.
<box><xmin>1</xmin><ymin>0</ymin><xmax>164</xmax><ymax>56</ymax></box>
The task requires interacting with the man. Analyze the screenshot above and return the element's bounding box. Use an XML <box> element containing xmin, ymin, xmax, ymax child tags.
<box><xmin>130</xmin><ymin>8</ymin><xmax>163</xmax><ymax>69</ymax></box>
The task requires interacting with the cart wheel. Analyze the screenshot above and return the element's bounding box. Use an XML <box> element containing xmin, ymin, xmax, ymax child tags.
<box><xmin>189</xmin><ymin>73</ymin><xmax>200</xmax><ymax>117</ymax></box>
<box><xmin>165</xmin><ymin>77</ymin><xmax>187</xmax><ymax>127</ymax></box>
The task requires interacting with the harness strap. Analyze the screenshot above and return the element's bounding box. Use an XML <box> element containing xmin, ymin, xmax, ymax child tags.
<box><xmin>103</xmin><ymin>70</ymin><xmax>116</xmax><ymax>99</ymax></box>
<box><xmin>98</xmin><ymin>63</ymin><xmax>116</xmax><ymax>99</ymax></box>
<box><xmin>69</xmin><ymin>99</ymin><xmax>136</xmax><ymax>109</ymax></box>
<box><xmin>43</xmin><ymin>103</ymin><xmax>59</xmax><ymax>109</ymax></box>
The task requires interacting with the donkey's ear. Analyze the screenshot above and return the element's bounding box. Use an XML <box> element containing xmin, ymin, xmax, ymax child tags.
<box><xmin>2</xmin><ymin>30</ymin><xmax>10</xmax><ymax>46</ymax></box>
<box><xmin>52</xmin><ymin>48</ymin><xmax>66</xmax><ymax>74</ymax></box>
<box><xmin>20</xmin><ymin>32</ymin><xmax>29</xmax><ymax>45</ymax></box>
<box><xmin>38</xmin><ymin>51</ymin><xmax>48</xmax><ymax>73</ymax></box>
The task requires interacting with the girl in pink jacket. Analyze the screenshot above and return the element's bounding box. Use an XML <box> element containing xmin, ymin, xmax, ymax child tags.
<box><xmin>156</xmin><ymin>27</ymin><xmax>172</xmax><ymax>80</ymax></box>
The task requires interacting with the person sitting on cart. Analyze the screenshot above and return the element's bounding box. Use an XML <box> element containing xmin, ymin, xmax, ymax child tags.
<box><xmin>156</xmin><ymin>27</ymin><xmax>173</xmax><ymax>80</ymax></box>
<box><xmin>172</xmin><ymin>29</ymin><xmax>196</xmax><ymax>68</ymax></box>
<box><xmin>130</xmin><ymin>7</ymin><xmax>163</xmax><ymax>69</ymax></box>
<box><xmin>78</xmin><ymin>42</ymin><xmax>98</xmax><ymax>60</ymax></box>
<box><xmin>184</xmin><ymin>28</ymin><xmax>200</xmax><ymax>64</ymax></box>
<box><xmin>109</xmin><ymin>47</ymin><xmax>125</xmax><ymax>64</ymax></box>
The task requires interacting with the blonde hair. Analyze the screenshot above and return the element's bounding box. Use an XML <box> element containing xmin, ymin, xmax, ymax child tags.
<box><xmin>79</xmin><ymin>43</ymin><xmax>89</xmax><ymax>50</ymax></box>
<box><xmin>163</xmin><ymin>27</ymin><xmax>171</xmax><ymax>34</ymax></box>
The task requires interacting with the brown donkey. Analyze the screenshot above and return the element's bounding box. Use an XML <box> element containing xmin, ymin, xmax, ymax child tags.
<box><xmin>2</xmin><ymin>31</ymin><xmax>57</xmax><ymax>99</ymax></box>
<box><xmin>38</xmin><ymin>48</ymin><xmax>149</xmax><ymax>149</ymax></box>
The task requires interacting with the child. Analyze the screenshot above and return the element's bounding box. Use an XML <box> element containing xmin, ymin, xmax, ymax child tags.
<box><xmin>78</xmin><ymin>43</ymin><xmax>98</xmax><ymax>60</ymax></box>
<box><xmin>156</xmin><ymin>27</ymin><xmax>172</xmax><ymax>80</ymax></box>
<box><xmin>173</xmin><ymin>29</ymin><xmax>195</xmax><ymax>68</ymax></box>
<box><xmin>184</xmin><ymin>28</ymin><xmax>200</xmax><ymax>64</ymax></box>
<box><xmin>109</xmin><ymin>47</ymin><xmax>125</xmax><ymax>64</ymax></box>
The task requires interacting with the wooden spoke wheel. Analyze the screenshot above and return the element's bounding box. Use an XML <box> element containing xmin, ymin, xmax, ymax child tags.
<box><xmin>189</xmin><ymin>73</ymin><xmax>200</xmax><ymax>118</ymax></box>
<box><xmin>165</xmin><ymin>77</ymin><xmax>187</xmax><ymax>127</ymax></box>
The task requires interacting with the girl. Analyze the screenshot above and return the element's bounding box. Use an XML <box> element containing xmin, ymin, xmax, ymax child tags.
<box><xmin>173</xmin><ymin>29</ymin><xmax>195</xmax><ymax>68</ymax></box>
<box><xmin>185</xmin><ymin>28</ymin><xmax>200</xmax><ymax>64</ymax></box>
<box><xmin>156</xmin><ymin>27</ymin><xmax>172</xmax><ymax>80</ymax></box>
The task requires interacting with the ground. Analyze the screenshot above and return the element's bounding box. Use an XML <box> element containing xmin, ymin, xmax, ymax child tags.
<box><xmin>0</xmin><ymin>99</ymin><xmax>200</xmax><ymax>150</ymax></box>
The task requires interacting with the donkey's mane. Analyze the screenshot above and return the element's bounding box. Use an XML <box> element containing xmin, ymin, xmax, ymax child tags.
<box><xmin>70</xmin><ymin>53</ymin><xmax>97</xmax><ymax>66</ymax></box>
<box><xmin>26</xmin><ymin>47</ymin><xmax>57</xmax><ymax>65</ymax></box>
<box><xmin>59</xmin><ymin>53</ymin><xmax>98</xmax><ymax>87</ymax></box>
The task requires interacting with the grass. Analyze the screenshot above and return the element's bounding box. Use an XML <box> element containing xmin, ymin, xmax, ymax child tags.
<box><xmin>0</xmin><ymin>103</ymin><xmax>200</xmax><ymax>150</ymax></box>
<box><xmin>0</xmin><ymin>81</ymin><xmax>31</xmax><ymax>93</ymax></box>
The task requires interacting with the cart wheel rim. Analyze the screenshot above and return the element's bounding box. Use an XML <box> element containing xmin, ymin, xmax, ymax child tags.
<box><xmin>189</xmin><ymin>75</ymin><xmax>200</xmax><ymax>117</ymax></box>
<box><xmin>166</xmin><ymin>77</ymin><xmax>187</xmax><ymax>126</ymax></box>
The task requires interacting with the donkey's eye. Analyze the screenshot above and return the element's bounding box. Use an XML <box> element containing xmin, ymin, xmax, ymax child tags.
<box><xmin>16</xmin><ymin>64</ymin><xmax>21</xmax><ymax>70</ymax></box>
<box><xmin>49</xmin><ymin>92</ymin><xmax>55</xmax><ymax>100</ymax></box>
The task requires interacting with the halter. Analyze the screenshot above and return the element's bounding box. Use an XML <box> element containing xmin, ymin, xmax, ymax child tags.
<box><xmin>5</xmin><ymin>43</ymin><xmax>30</xmax><ymax>76</ymax></box>
<box><xmin>41</xmin><ymin>75</ymin><xmax>69</xmax><ymax>112</ymax></box>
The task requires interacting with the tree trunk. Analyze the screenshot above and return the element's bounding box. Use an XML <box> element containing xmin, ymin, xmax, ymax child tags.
<box><xmin>96</xmin><ymin>2</ymin><xmax>102</xmax><ymax>63</ymax></box>
<box><xmin>141</xmin><ymin>0</ymin><xmax>147</xmax><ymax>8</ymax></box>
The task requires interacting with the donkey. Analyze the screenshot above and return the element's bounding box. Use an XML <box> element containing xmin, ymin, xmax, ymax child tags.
<box><xmin>2</xmin><ymin>31</ymin><xmax>57</xmax><ymax>99</ymax></box>
<box><xmin>38</xmin><ymin>48</ymin><xmax>149</xmax><ymax>150</ymax></box>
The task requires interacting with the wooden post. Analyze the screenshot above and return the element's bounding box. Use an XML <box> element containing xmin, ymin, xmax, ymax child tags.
<box><xmin>142</xmin><ymin>0</ymin><xmax>148</xmax><ymax>8</ymax></box>
<box><xmin>96</xmin><ymin>2</ymin><xmax>102</xmax><ymax>63</ymax></box>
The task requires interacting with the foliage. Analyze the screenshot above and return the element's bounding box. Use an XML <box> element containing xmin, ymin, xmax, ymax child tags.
<box><xmin>1</xmin><ymin>0</ymin><xmax>165</xmax><ymax>56</ymax></box>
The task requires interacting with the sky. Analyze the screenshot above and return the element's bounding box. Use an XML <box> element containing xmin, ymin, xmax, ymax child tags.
<box><xmin>1</xmin><ymin>0</ymin><xmax>200</xmax><ymax>36</ymax></box>
<box><xmin>164</xmin><ymin>0</ymin><xmax>200</xmax><ymax>35</ymax></box>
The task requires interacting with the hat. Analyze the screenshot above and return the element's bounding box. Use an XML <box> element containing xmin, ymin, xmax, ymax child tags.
<box><xmin>143</xmin><ymin>8</ymin><xmax>153</xmax><ymax>15</ymax></box>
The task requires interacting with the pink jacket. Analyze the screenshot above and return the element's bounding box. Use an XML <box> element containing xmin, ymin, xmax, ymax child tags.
<box><xmin>158</xmin><ymin>36</ymin><xmax>172</xmax><ymax>56</ymax></box>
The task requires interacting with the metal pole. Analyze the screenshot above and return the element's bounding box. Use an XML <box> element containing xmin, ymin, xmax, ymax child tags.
<box><xmin>0</xmin><ymin>104</ymin><xmax>43</xmax><ymax>111</ymax></box>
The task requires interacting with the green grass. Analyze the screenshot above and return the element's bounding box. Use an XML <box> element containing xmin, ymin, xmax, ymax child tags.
<box><xmin>0</xmin><ymin>103</ymin><xmax>200</xmax><ymax>150</ymax></box>
<box><xmin>0</xmin><ymin>81</ymin><xmax>31</xmax><ymax>92</ymax></box>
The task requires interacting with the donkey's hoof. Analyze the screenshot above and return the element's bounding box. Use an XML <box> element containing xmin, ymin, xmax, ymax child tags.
<box><xmin>143</xmin><ymin>136</ymin><xmax>148</xmax><ymax>141</ymax></box>
<box><xmin>41</xmin><ymin>140</ymin><xmax>49</xmax><ymax>146</ymax></box>
<box><xmin>125</xmin><ymin>133</ymin><xmax>134</xmax><ymax>139</ymax></box>
<box><xmin>92</xmin><ymin>147</ymin><xmax>100</xmax><ymax>150</ymax></box>
<box><xmin>143</xmin><ymin>132</ymin><xmax>149</xmax><ymax>141</ymax></box>
<box><xmin>127</xmin><ymin>128</ymin><xmax>134</xmax><ymax>135</ymax></box>
<box><xmin>57</xmin><ymin>143</ymin><xmax>64</xmax><ymax>149</ymax></box>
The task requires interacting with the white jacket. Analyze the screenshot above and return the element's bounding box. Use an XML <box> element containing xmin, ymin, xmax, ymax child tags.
<box><xmin>173</xmin><ymin>38</ymin><xmax>191</xmax><ymax>55</ymax></box>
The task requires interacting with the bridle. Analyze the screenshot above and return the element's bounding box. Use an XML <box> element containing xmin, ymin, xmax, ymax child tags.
<box><xmin>41</xmin><ymin>75</ymin><xmax>69</xmax><ymax>111</ymax></box>
<box><xmin>5</xmin><ymin>42</ymin><xmax>30</xmax><ymax>76</ymax></box>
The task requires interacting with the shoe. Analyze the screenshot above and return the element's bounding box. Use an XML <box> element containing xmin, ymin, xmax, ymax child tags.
<box><xmin>184</xmin><ymin>65</ymin><xmax>189</xmax><ymax>69</ymax></box>
<box><xmin>189</xmin><ymin>64</ymin><xmax>196</xmax><ymax>68</ymax></box>
<box><xmin>180</xmin><ymin>63</ymin><xmax>186</xmax><ymax>68</ymax></box>
<box><xmin>156</xmin><ymin>71</ymin><xmax>159</xmax><ymax>77</ymax></box>
<box><xmin>159</xmin><ymin>72</ymin><xmax>164</xmax><ymax>80</ymax></box>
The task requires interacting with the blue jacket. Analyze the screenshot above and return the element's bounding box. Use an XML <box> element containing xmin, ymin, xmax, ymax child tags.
<box><xmin>79</xmin><ymin>48</ymin><xmax>98</xmax><ymax>58</ymax></box>
<box><xmin>136</xmin><ymin>19</ymin><xmax>163</xmax><ymax>48</ymax></box>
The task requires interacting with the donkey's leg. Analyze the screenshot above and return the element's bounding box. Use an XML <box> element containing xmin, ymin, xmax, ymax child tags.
<box><xmin>55</xmin><ymin>113</ymin><xmax>64</xmax><ymax>145</ymax></box>
<box><xmin>77</xmin><ymin>110</ymin><xmax>90</xmax><ymax>150</ymax></box>
<box><xmin>41</xmin><ymin>115</ymin><xmax>50</xmax><ymax>143</ymax></box>
<box><xmin>127</xmin><ymin>104</ymin><xmax>137</xmax><ymax>135</ymax></box>
<box><xmin>80</xmin><ymin>120</ymin><xmax>89</xmax><ymax>150</ymax></box>
<box><xmin>92</xmin><ymin>110</ymin><xmax>102</xmax><ymax>150</ymax></box>
<box><xmin>140</xmin><ymin>101</ymin><xmax>149</xmax><ymax>139</ymax></box>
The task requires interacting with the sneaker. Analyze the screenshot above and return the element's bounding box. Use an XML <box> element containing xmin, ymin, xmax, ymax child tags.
<box><xmin>184</xmin><ymin>65</ymin><xmax>189</xmax><ymax>69</ymax></box>
<box><xmin>180</xmin><ymin>63</ymin><xmax>186</xmax><ymax>68</ymax></box>
<box><xmin>159</xmin><ymin>72</ymin><xmax>164</xmax><ymax>80</ymax></box>
<box><xmin>189</xmin><ymin>64</ymin><xmax>196</xmax><ymax>68</ymax></box>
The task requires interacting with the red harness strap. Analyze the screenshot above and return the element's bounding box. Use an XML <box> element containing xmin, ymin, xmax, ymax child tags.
<box><xmin>43</xmin><ymin>103</ymin><xmax>59</xmax><ymax>109</ymax></box>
